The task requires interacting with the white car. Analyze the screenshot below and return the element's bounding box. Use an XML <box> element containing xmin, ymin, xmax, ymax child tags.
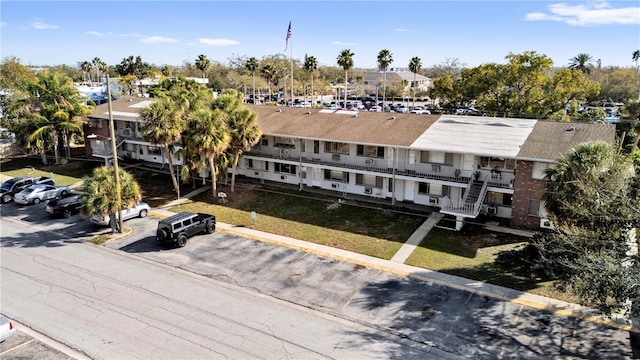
<box><xmin>410</xmin><ymin>106</ymin><xmax>431</xmax><ymax>115</ymax></box>
<box><xmin>14</xmin><ymin>184</ymin><xmax>70</xmax><ymax>205</ymax></box>
<box><xmin>90</xmin><ymin>202</ymin><xmax>150</xmax><ymax>226</ymax></box>
<box><xmin>394</xmin><ymin>105</ymin><xmax>408</xmax><ymax>113</ymax></box>
<box><xmin>0</xmin><ymin>315</ymin><xmax>16</xmax><ymax>342</ymax></box>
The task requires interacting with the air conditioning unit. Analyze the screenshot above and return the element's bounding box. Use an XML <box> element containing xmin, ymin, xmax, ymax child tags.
<box><xmin>540</xmin><ymin>218</ymin><xmax>555</xmax><ymax>230</ymax></box>
<box><xmin>428</xmin><ymin>197</ymin><xmax>439</xmax><ymax>205</ymax></box>
<box><xmin>365</xmin><ymin>158</ymin><xmax>375</xmax><ymax>165</ymax></box>
<box><xmin>280</xmin><ymin>175</ymin><xmax>287</xmax><ymax>180</ymax></box>
<box><xmin>487</xmin><ymin>207</ymin><xmax>497</xmax><ymax>215</ymax></box>
<box><xmin>121</xmin><ymin>128</ymin><xmax>132</xmax><ymax>137</ymax></box>
<box><xmin>364</xmin><ymin>187</ymin><xmax>373</xmax><ymax>194</ymax></box>
<box><xmin>431</xmin><ymin>165</ymin><xmax>441</xmax><ymax>173</ymax></box>
<box><xmin>331</xmin><ymin>183</ymin><xmax>339</xmax><ymax>189</ymax></box>
<box><xmin>332</xmin><ymin>154</ymin><xmax>341</xmax><ymax>161</ymax></box>
<box><xmin>254</xmin><ymin>171</ymin><xmax>260</xmax><ymax>176</ymax></box>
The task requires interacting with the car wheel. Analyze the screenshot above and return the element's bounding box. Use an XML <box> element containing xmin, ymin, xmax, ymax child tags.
<box><xmin>205</xmin><ymin>221</ymin><xmax>215</xmax><ymax>234</ymax></box>
<box><xmin>60</xmin><ymin>190</ymin><xmax>68</xmax><ymax>197</ymax></box>
<box><xmin>33</xmin><ymin>198</ymin><xmax>41</xmax><ymax>205</ymax></box>
<box><xmin>176</xmin><ymin>234</ymin><xmax>187</xmax><ymax>248</ymax></box>
<box><xmin>139</xmin><ymin>209</ymin><xmax>148</xmax><ymax>218</ymax></box>
<box><xmin>156</xmin><ymin>229</ymin><xmax>167</xmax><ymax>241</ymax></box>
<box><xmin>1</xmin><ymin>194</ymin><xmax>11</xmax><ymax>203</ymax></box>
<box><xmin>63</xmin><ymin>209</ymin><xmax>72</xmax><ymax>218</ymax></box>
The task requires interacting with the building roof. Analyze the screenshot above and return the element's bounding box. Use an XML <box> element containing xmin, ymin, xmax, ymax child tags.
<box><xmin>88</xmin><ymin>96</ymin><xmax>154</xmax><ymax>122</ymax></box>
<box><xmin>517</xmin><ymin>121</ymin><xmax>616</xmax><ymax>161</ymax></box>
<box><xmin>412</xmin><ymin>116</ymin><xmax>537</xmax><ymax>158</ymax></box>
<box><xmin>247</xmin><ymin>105</ymin><xmax>437</xmax><ymax>147</ymax></box>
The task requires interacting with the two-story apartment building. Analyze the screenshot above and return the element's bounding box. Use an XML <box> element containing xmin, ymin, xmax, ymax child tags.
<box><xmin>84</xmin><ymin>97</ymin><xmax>616</xmax><ymax>231</ymax></box>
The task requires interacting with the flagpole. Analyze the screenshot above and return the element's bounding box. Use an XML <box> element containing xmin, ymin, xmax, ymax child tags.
<box><xmin>289</xmin><ymin>26</ymin><xmax>294</xmax><ymax>106</ymax></box>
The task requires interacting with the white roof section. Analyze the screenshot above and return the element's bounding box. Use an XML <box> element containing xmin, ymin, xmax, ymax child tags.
<box><xmin>411</xmin><ymin>116</ymin><xmax>536</xmax><ymax>158</ymax></box>
<box><xmin>129</xmin><ymin>100</ymin><xmax>154</xmax><ymax>108</ymax></box>
<box><xmin>106</xmin><ymin>111</ymin><xmax>139</xmax><ymax>117</ymax></box>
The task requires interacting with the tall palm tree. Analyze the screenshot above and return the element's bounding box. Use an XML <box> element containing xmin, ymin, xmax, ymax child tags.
<box><xmin>260</xmin><ymin>64</ymin><xmax>277</xmax><ymax>102</ymax></box>
<box><xmin>408</xmin><ymin>56</ymin><xmax>422</xmax><ymax>108</ymax></box>
<box><xmin>92</xmin><ymin>57</ymin><xmax>103</xmax><ymax>83</ymax></box>
<box><xmin>303</xmin><ymin>54</ymin><xmax>318</xmax><ymax>104</ymax></box>
<box><xmin>81</xmin><ymin>61</ymin><xmax>92</xmax><ymax>82</ymax></box>
<box><xmin>377</xmin><ymin>49</ymin><xmax>393</xmax><ymax>110</ymax></box>
<box><xmin>569</xmin><ymin>53</ymin><xmax>593</xmax><ymax>74</ymax></box>
<box><xmin>337</xmin><ymin>49</ymin><xmax>354</xmax><ymax>109</ymax></box>
<box><xmin>190</xmin><ymin>108</ymin><xmax>231</xmax><ymax>198</ymax></box>
<box><xmin>245</xmin><ymin>57</ymin><xmax>260</xmax><ymax>103</ymax></box>
<box><xmin>633</xmin><ymin>50</ymin><xmax>640</xmax><ymax>71</ymax></box>
<box><xmin>228</xmin><ymin>107</ymin><xmax>261</xmax><ymax>192</ymax></box>
<box><xmin>140</xmin><ymin>96</ymin><xmax>186</xmax><ymax>198</ymax></box>
<box><xmin>81</xmin><ymin>166</ymin><xmax>142</xmax><ymax>233</ymax></box>
<box><xmin>195</xmin><ymin>54</ymin><xmax>211</xmax><ymax>79</ymax></box>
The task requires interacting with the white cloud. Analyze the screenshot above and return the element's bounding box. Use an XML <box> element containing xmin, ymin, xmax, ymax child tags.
<box><xmin>118</xmin><ymin>33</ymin><xmax>144</xmax><ymax>38</ymax></box>
<box><xmin>31</xmin><ymin>20</ymin><xmax>58</xmax><ymax>29</ymax></box>
<box><xmin>141</xmin><ymin>36</ymin><xmax>178</xmax><ymax>44</ymax></box>
<box><xmin>332</xmin><ymin>41</ymin><xmax>358</xmax><ymax>46</ymax></box>
<box><xmin>525</xmin><ymin>1</ymin><xmax>640</xmax><ymax>26</ymax></box>
<box><xmin>396</xmin><ymin>28</ymin><xmax>409</xmax><ymax>32</ymax></box>
<box><xmin>85</xmin><ymin>31</ymin><xmax>103</xmax><ymax>36</ymax></box>
<box><xmin>199</xmin><ymin>38</ymin><xmax>239</xmax><ymax>46</ymax></box>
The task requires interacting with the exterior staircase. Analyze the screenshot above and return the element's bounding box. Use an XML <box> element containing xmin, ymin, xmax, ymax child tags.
<box><xmin>464</xmin><ymin>181</ymin><xmax>484</xmax><ymax>204</ymax></box>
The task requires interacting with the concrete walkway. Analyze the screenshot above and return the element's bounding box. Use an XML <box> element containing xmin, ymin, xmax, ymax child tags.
<box><xmin>391</xmin><ymin>212</ymin><xmax>443</xmax><ymax>263</ymax></box>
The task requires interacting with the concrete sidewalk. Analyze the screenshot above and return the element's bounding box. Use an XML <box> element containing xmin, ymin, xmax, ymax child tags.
<box><xmin>147</xmin><ymin>188</ymin><xmax>635</xmax><ymax>333</ymax></box>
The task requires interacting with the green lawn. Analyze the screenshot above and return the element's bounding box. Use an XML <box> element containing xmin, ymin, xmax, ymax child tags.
<box><xmin>1</xmin><ymin>161</ymin><xmax>100</xmax><ymax>186</ymax></box>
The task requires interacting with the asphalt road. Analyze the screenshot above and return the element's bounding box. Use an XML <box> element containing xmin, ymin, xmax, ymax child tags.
<box><xmin>0</xmin><ymin>200</ymin><xmax>636</xmax><ymax>359</ymax></box>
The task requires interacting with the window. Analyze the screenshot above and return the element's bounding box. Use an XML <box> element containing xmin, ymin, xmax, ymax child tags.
<box><xmin>324</xmin><ymin>169</ymin><xmax>348</xmax><ymax>181</ymax></box>
<box><xmin>147</xmin><ymin>146</ymin><xmax>161</xmax><ymax>155</ymax></box>
<box><xmin>261</xmin><ymin>137</ymin><xmax>268</xmax><ymax>146</ymax></box>
<box><xmin>275</xmin><ymin>163</ymin><xmax>296</xmax><ymax>174</ymax></box>
<box><xmin>532</xmin><ymin>162</ymin><xmax>550</xmax><ymax>180</ymax></box>
<box><xmin>418</xmin><ymin>183</ymin><xmax>430</xmax><ymax>194</ymax></box>
<box><xmin>355</xmin><ymin>174</ymin><xmax>381</xmax><ymax>187</ymax></box>
<box><xmin>313</xmin><ymin>140</ymin><xmax>319</xmax><ymax>154</ymax></box>
<box><xmin>87</xmin><ymin>119</ymin><xmax>102</xmax><ymax>129</ymax></box>
<box><xmin>528</xmin><ymin>199</ymin><xmax>541</xmax><ymax>216</ymax></box>
<box><xmin>324</xmin><ymin>141</ymin><xmax>349</xmax><ymax>154</ymax></box>
<box><xmin>388</xmin><ymin>178</ymin><xmax>393</xmax><ymax>192</ymax></box>
<box><xmin>274</xmin><ymin>136</ymin><xmax>295</xmax><ymax>148</ymax></box>
<box><xmin>247</xmin><ymin>159</ymin><xmax>254</xmax><ymax>169</ymax></box>
<box><xmin>356</xmin><ymin>145</ymin><xmax>384</xmax><ymax>158</ymax></box>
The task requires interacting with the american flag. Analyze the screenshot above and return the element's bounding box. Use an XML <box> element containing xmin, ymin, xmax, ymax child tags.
<box><xmin>284</xmin><ymin>21</ymin><xmax>291</xmax><ymax>51</ymax></box>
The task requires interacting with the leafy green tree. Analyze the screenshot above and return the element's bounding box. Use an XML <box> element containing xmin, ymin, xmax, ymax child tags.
<box><xmin>140</xmin><ymin>96</ymin><xmax>185</xmax><ymax>198</ymax></box>
<box><xmin>569</xmin><ymin>53</ymin><xmax>594</xmax><ymax>74</ymax></box>
<box><xmin>81</xmin><ymin>166</ymin><xmax>142</xmax><ymax>233</ymax></box>
<box><xmin>195</xmin><ymin>54</ymin><xmax>211</xmax><ymax>79</ymax></box>
<box><xmin>260</xmin><ymin>63</ymin><xmax>277</xmax><ymax>103</ymax></box>
<box><xmin>190</xmin><ymin>108</ymin><xmax>230</xmax><ymax>197</ymax></box>
<box><xmin>116</xmin><ymin>55</ymin><xmax>151</xmax><ymax>79</ymax></box>
<box><xmin>12</xmin><ymin>71</ymin><xmax>91</xmax><ymax>164</ymax></box>
<box><xmin>245</xmin><ymin>57</ymin><xmax>260</xmax><ymax>102</ymax></box>
<box><xmin>408</xmin><ymin>57</ymin><xmax>422</xmax><ymax>108</ymax></box>
<box><xmin>337</xmin><ymin>49</ymin><xmax>354</xmax><ymax>108</ymax></box>
<box><xmin>303</xmin><ymin>54</ymin><xmax>318</xmax><ymax>102</ymax></box>
<box><xmin>227</xmin><ymin>106</ymin><xmax>261</xmax><ymax>192</ymax></box>
<box><xmin>377</xmin><ymin>49</ymin><xmax>393</xmax><ymax>109</ymax></box>
<box><xmin>534</xmin><ymin>142</ymin><xmax>640</xmax><ymax>325</ymax></box>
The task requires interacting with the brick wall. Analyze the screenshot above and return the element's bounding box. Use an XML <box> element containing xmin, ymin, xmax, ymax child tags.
<box><xmin>511</xmin><ymin>161</ymin><xmax>546</xmax><ymax>229</ymax></box>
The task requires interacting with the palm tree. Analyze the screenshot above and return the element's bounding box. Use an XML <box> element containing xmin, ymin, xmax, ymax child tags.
<box><xmin>81</xmin><ymin>166</ymin><xmax>142</xmax><ymax>233</ymax></box>
<box><xmin>190</xmin><ymin>108</ymin><xmax>231</xmax><ymax>198</ymax></box>
<box><xmin>92</xmin><ymin>57</ymin><xmax>103</xmax><ymax>83</ymax></box>
<box><xmin>195</xmin><ymin>54</ymin><xmax>211</xmax><ymax>79</ymax></box>
<box><xmin>140</xmin><ymin>97</ymin><xmax>186</xmax><ymax>198</ymax></box>
<box><xmin>569</xmin><ymin>53</ymin><xmax>593</xmax><ymax>74</ymax></box>
<box><xmin>260</xmin><ymin>64</ymin><xmax>277</xmax><ymax>103</ymax></box>
<box><xmin>15</xmin><ymin>71</ymin><xmax>91</xmax><ymax>164</ymax></box>
<box><xmin>245</xmin><ymin>57</ymin><xmax>260</xmax><ymax>103</ymax></box>
<box><xmin>633</xmin><ymin>50</ymin><xmax>640</xmax><ymax>71</ymax></box>
<box><xmin>336</xmin><ymin>49</ymin><xmax>354</xmax><ymax>108</ymax></box>
<box><xmin>81</xmin><ymin>61</ymin><xmax>92</xmax><ymax>82</ymax></box>
<box><xmin>228</xmin><ymin>107</ymin><xmax>261</xmax><ymax>192</ymax></box>
<box><xmin>408</xmin><ymin>57</ymin><xmax>422</xmax><ymax>108</ymax></box>
<box><xmin>303</xmin><ymin>54</ymin><xmax>318</xmax><ymax>104</ymax></box>
<box><xmin>377</xmin><ymin>49</ymin><xmax>393</xmax><ymax>110</ymax></box>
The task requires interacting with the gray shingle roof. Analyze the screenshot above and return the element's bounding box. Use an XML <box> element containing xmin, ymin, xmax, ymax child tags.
<box><xmin>517</xmin><ymin>121</ymin><xmax>616</xmax><ymax>161</ymax></box>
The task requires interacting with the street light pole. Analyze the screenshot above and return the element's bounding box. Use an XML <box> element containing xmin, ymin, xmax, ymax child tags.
<box><xmin>106</xmin><ymin>75</ymin><xmax>123</xmax><ymax>233</ymax></box>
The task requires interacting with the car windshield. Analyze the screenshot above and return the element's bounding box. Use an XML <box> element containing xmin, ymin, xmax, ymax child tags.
<box><xmin>22</xmin><ymin>188</ymin><xmax>35</xmax><ymax>194</ymax></box>
<box><xmin>0</xmin><ymin>181</ymin><xmax>16</xmax><ymax>190</ymax></box>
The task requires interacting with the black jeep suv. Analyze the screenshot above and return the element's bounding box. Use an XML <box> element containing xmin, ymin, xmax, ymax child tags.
<box><xmin>156</xmin><ymin>212</ymin><xmax>216</xmax><ymax>247</ymax></box>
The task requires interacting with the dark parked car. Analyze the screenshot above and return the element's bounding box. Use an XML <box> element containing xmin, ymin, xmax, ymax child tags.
<box><xmin>156</xmin><ymin>212</ymin><xmax>216</xmax><ymax>247</ymax></box>
<box><xmin>45</xmin><ymin>191</ymin><xmax>83</xmax><ymax>218</ymax></box>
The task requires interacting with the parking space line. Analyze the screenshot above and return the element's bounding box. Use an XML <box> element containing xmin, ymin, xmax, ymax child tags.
<box><xmin>0</xmin><ymin>339</ymin><xmax>35</xmax><ymax>356</ymax></box>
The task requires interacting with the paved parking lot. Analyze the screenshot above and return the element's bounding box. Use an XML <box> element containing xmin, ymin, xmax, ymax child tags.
<box><xmin>107</xmin><ymin>218</ymin><xmax>634</xmax><ymax>359</ymax></box>
<box><xmin>0</xmin><ymin>319</ymin><xmax>88</xmax><ymax>360</ymax></box>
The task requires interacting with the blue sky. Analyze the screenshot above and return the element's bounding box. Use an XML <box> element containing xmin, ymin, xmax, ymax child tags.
<box><xmin>1</xmin><ymin>1</ymin><xmax>639</xmax><ymax>69</ymax></box>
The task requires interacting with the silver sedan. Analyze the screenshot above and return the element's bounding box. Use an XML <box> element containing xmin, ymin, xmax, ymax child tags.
<box><xmin>13</xmin><ymin>184</ymin><xmax>70</xmax><ymax>205</ymax></box>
